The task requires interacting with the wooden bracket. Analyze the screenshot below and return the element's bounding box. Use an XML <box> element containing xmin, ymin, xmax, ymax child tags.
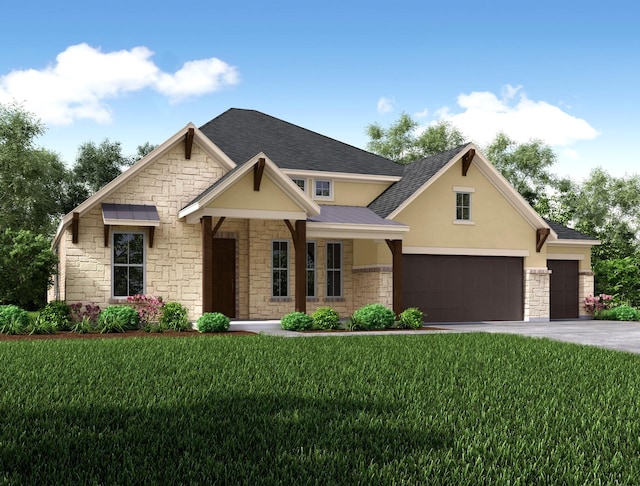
<box><xmin>284</xmin><ymin>220</ymin><xmax>297</xmax><ymax>247</ymax></box>
<box><xmin>462</xmin><ymin>149</ymin><xmax>475</xmax><ymax>176</ymax></box>
<box><xmin>254</xmin><ymin>157</ymin><xmax>266</xmax><ymax>191</ymax></box>
<box><xmin>104</xmin><ymin>224</ymin><xmax>110</xmax><ymax>247</ymax></box>
<box><xmin>211</xmin><ymin>217</ymin><xmax>226</xmax><ymax>238</ymax></box>
<box><xmin>72</xmin><ymin>212</ymin><xmax>79</xmax><ymax>244</ymax></box>
<box><xmin>149</xmin><ymin>227</ymin><xmax>155</xmax><ymax>248</ymax></box>
<box><xmin>185</xmin><ymin>127</ymin><xmax>194</xmax><ymax>160</ymax></box>
<box><xmin>536</xmin><ymin>228</ymin><xmax>550</xmax><ymax>252</ymax></box>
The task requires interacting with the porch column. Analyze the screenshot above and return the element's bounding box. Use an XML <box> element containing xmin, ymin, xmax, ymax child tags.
<box><xmin>294</xmin><ymin>220</ymin><xmax>307</xmax><ymax>313</ymax></box>
<box><xmin>386</xmin><ymin>239</ymin><xmax>403</xmax><ymax>317</ymax></box>
<box><xmin>202</xmin><ymin>216</ymin><xmax>214</xmax><ymax>313</ymax></box>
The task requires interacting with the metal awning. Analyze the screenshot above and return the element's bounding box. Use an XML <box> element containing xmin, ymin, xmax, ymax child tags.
<box><xmin>102</xmin><ymin>203</ymin><xmax>160</xmax><ymax>227</ymax></box>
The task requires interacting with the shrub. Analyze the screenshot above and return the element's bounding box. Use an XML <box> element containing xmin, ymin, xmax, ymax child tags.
<box><xmin>608</xmin><ymin>305</ymin><xmax>640</xmax><ymax>322</ymax></box>
<box><xmin>70</xmin><ymin>316</ymin><xmax>96</xmax><ymax>334</ymax></box>
<box><xmin>29</xmin><ymin>315</ymin><xmax>57</xmax><ymax>335</ymax></box>
<box><xmin>197</xmin><ymin>312</ymin><xmax>230</xmax><ymax>333</ymax></box>
<box><xmin>352</xmin><ymin>304</ymin><xmax>395</xmax><ymax>330</ymax></box>
<box><xmin>38</xmin><ymin>300</ymin><xmax>72</xmax><ymax>331</ymax></box>
<box><xmin>70</xmin><ymin>302</ymin><xmax>101</xmax><ymax>324</ymax></box>
<box><xmin>98</xmin><ymin>305</ymin><xmax>140</xmax><ymax>333</ymax></box>
<box><xmin>126</xmin><ymin>295</ymin><xmax>164</xmax><ymax>325</ymax></box>
<box><xmin>281</xmin><ymin>311</ymin><xmax>313</xmax><ymax>331</ymax></box>
<box><xmin>397</xmin><ymin>307</ymin><xmax>423</xmax><ymax>329</ymax></box>
<box><xmin>159</xmin><ymin>302</ymin><xmax>191</xmax><ymax>331</ymax></box>
<box><xmin>0</xmin><ymin>305</ymin><xmax>29</xmax><ymax>334</ymax></box>
<box><xmin>584</xmin><ymin>294</ymin><xmax>614</xmax><ymax>314</ymax></box>
<box><xmin>312</xmin><ymin>307</ymin><xmax>340</xmax><ymax>330</ymax></box>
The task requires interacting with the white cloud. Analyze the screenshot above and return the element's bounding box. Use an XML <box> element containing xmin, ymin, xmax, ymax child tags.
<box><xmin>414</xmin><ymin>108</ymin><xmax>429</xmax><ymax>118</ymax></box>
<box><xmin>377</xmin><ymin>96</ymin><xmax>395</xmax><ymax>115</ymax></box>
<box><xmin>433</xmin><ymin>85</ymin><xmax>599</xmax><ymax>147</ymax></box>
<box><xmin>0</xmin><ymin>43</ymin><xmax>239</xmax><ymax>125</ymax></box>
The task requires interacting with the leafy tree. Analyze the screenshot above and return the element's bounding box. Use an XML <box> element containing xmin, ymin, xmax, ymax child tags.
<box><xmin>366</xmin><ymin>113</ymin><xmax>466</xmax><ymax>164</ymax></box>
<box><xmin>0</xmin><ymin>102</ymin><xmax>67</xmax><ymax>235</ymax></box>
<box><xmin>0</xmin><ymin>229</ymin><xmax>57</xmax><ymax>309</ymax></box>
<box><xmin>484</xmin><ymin>133</ymin><xmax>559</xmax><ymax>210</ymax></box>
<box><xmin>593</xmin><ymin>256</ymin><xmax>640</xmax><ymax>307</ymax></box>
<box><xmin>71</xmin><ymin>139</ymin><xmax>132</xmax><ymax>194</ymax></box>
<box><xmin>133</xmin><ymin>142</ymin><xmax>158</xmax><ymax>162</ymax></box>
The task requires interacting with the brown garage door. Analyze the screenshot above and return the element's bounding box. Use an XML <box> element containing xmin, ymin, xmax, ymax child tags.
<box><xmin>403</xmin><ymin>255</ymin><xmax>524</xmax><ymax>322</ymax></box>
<box><xmin>548</xmin><ymin>260</ymin><xmax>579</xmax><ymax>319</ymax></box>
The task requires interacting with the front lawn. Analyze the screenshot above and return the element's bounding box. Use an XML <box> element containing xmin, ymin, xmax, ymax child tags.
<box><xmin>1</xmin><ymin>333</ymin><xmax>639</xmax><ymax>484</ymax></box>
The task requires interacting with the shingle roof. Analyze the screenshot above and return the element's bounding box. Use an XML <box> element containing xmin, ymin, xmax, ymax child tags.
<box><xmin>544</xmin><ymin>219</ymin><xmax>599</xmax><ymax>241</ymax></box>
<box><xmin>199</xmin><ymin>109</ymin><xmax>404</xmax><ymax>177</ymax></box>
<box><xmin>309</xmin><ymin>205</ymin><xmax>406</xmax><ymax>226</ymax></box>
<box><xmin>368</xmin><ymin>144</ymin><xmax>470</xmax><ymax>218</ymax></box>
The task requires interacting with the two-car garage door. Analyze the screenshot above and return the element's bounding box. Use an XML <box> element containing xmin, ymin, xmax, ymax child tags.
<box><xmin>403</xmin><ymin>255</ymin><xmax>524</xmax><ymax>322</ymax></box>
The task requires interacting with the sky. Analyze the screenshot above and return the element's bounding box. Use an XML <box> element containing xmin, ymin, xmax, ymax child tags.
<box><xmin>1</xmin><ymin>0</ymin><xmax>638</xmax><ymax>180</ymax></box>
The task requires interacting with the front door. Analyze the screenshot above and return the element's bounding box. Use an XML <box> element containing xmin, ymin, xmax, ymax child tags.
<box><xmin>212</xmin><ymin>238</ymin><xmax>236</xmax><ymax>318</ymax></box>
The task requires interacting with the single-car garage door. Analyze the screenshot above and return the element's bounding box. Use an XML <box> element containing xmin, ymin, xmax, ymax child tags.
<box><xmin>403</xmin><ymin>255</ymin><xmax>524</xmax><ymax>322</ymax></box>
<box><xmin>548</xmin><ymin>260</ymin><xmax>579</xmax><ymax>319</ymax></box>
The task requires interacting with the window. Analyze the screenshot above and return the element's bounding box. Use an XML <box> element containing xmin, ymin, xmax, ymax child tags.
<box><xmin>272</xmin><ymin>240</ymin><xmax>289</xmax><ymax>297</ymax></box>
<box><xmin>292</xmin><ymin>178</ymin><xmax>306</xmax><ymax>192</ymax></box>
<box><xmin>456</xmin><ymin>192</ymin><xmax>471</xmax><ymax>221</ymax></box>
<box><xmin>314</xmin><ymin>179</ymin><xmax>332</xmax><ymax>199</ymax></box>
<box><xmin>326</xmin><ymin>242</ymin><xmax>342</xmax><ymax>297</ymax></box>
<box><xmin>113</xmin><ymin>232</ymin><xmax>145</xmax><ymax>297</ymax></box>
<box><xmin>306</xmin><ymin>241</ymin><xmax>316</xmax><ymax>297</ymax></box>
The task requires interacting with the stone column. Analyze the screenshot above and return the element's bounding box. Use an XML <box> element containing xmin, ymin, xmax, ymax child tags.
<box><xmin>523</xmin><ymin>268</ymin><xmax>550</xmax><ymax>322</ymax></box>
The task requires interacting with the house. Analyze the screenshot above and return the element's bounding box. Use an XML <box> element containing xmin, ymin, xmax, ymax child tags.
<box><xmin>50</xmin><ymin>109</ymin><xmax>599</xmax><ymax>322</ymax></box>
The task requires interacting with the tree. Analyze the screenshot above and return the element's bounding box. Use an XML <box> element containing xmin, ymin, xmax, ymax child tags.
<box><xmin>71</xmin><ymin>139</ymin><xmax>132</xmax><ymax>194</ymax></box>
<box><xmin>484</xmin><ymin>133</ymin><xmax>559</xmax><ymax>210</ymax></box>
<box><xmin>133</xmin><ymin>142</ymin><xmax>158</xmax><ymax>162</ymax></box>
<box><xmin>0</xmin><ymin>229</ymin><xmax>57</xmax><ymax>309</ymax></box>
<box><xmin>366</xmin><ymin>113</ymin><xmax>467</xmax><ymax>164</ymax></box>
<box><xmin>0</xmin><ymin>102</ymin><xmax>67</xmax><ymax>235</ymax></box>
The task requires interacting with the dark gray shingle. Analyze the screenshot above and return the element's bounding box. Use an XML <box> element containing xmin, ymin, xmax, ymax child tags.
<box><xmin>544</xmin><ymin>219</ymin><xmax>599</xmax><ymax>241</ymax></box>
<box><xmin>199</xmin><ymin>109</ymin><xmax>404</xmax><ymax>177</ymax></box>
<box><xmin>309</xmin><ymin>205</ymin><xmax>406</xmax><ymax>226</ymax></box>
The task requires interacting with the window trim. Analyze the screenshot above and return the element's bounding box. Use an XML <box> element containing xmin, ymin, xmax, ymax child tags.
<box><xmin>455</xmin><ymin>192</ymin><xmax>472</xmax><ymax>221</ymax></box>
<box><xmin>313</xmin><ymin>179</ymin><xmax>333</xmax><ymax>201</ymax></box>
<box><xmin>326</xmin><ymin>241</ymin><xmax>343</xmax><ymax>298</ymax></box>
<box><xmin>306</xmin><ymin>241</ymin><xmax>316</xmax><ymax>298</ymax></box>
<box><xmin>111</xmin><ymin>230</ymin><xmax>146</xmax><ymax>298</ymax></box>
<box><xmin>271</xmin><ymin>240</ymin><xmax>289</xmax><ymax>298</ymax></box>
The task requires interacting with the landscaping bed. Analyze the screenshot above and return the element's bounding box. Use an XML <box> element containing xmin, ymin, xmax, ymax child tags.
<box><xmin>0</xmin><ymin>329</ymin><xmax>255</xmax><ymax>341</ymax></box>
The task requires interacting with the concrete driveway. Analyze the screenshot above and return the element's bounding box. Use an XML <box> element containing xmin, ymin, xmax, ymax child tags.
<box><xmin>231</xmin><ymin>319</ymin><xmax>640</xmax><ymax>354</ymax></box>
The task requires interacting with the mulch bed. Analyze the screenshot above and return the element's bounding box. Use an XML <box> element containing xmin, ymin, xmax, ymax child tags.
<box><xmin>302</xmin><ymin>327</ymin><xmax>447</xmax><ymax>333</ymax></box>
<box><xmin>0</xmin><ymin>330</ymin><xmax>256</xmax><ymax>341</ymax></box>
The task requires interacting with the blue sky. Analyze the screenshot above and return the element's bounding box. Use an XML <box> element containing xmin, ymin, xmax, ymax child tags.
<box><xmin>1</xmin><ymin>0</ymin><xmax>638</xmax><ymax>179</ymax></box>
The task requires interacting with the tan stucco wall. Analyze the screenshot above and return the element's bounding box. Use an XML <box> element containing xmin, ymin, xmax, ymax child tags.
<box><xmin>353</xmin><ymin>240</ymin><xmax>393</xmax><ymax>267</ymax></box>
<box><xmin>60</xmin><ymin>143</ymin><xmax>227</xmax><ymax>321</ymax></box>
<box><xmin>547</xmin><ymin>244</ymin><xmax>593</xmax><ymax>271</ymax></box>
<box><xmin>394</xmin><ymin>160</ymin><xmax>545</xmax><ymax>268</ymax></box>
<box><xmin>213</xmin><ymin>172</ymin><xmax>304</xmax><ymax>212</ymax></box>
<box><xmin>330</xmin><ymin>181</ymin><xmax>391</xmax><ymax>206</ymax></box>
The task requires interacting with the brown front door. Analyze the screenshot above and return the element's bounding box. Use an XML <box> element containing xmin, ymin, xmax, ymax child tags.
<box><xmin>548</xmin><ymin>260</ymin><xmax>579</xmax><ymax>319</ymax></box>
<box><xmin>212</xmin><ymin>238</ymin><xmax>236</xmax><ymax>318</ymax></box>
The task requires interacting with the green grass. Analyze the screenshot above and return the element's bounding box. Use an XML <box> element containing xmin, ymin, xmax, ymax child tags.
<box><xmin>1</xmin><ymin>333</ymin><xmax>640</xmax><ymax>484</ymax></box>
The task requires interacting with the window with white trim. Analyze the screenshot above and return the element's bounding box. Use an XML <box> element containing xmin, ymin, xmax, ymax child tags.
<box><xmin>456</xmin><ymin>192</ymin><xmax>471</xmax><ymax>221</ymax></box>
<box><xmin>292</xmin><ymin>178</ymin><xmax>306</xmax><ymax>192</ymax></box>
<box><xmin>306</xmin><ymin>241</ymin><xmax>316</xmax><ymax>297</ymax></box>
<box><xmin>113</xmin><ymin>232</ymin><xmax>145</xmax><ymax>297</ymax></box>
<box><xmin>314</xmin><ymin>179</ymin><xmax>333</xmax><ymax>200</ymax></box>
<box><xmin>272</xmin><ymin>240</ymin><xmax>289</xmax><ymax>297</ymax></box>
<box><xmin>326</xmin><ymin>242</ymin><xmax>342</xmax><ymax>297</ymax></box>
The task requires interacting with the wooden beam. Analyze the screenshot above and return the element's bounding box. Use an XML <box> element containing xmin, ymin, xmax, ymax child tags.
<box><xmin>185</xmin><ymin>127</ymin><xmax>195</xmax><ymax>160</ymax></box>
<box><xmin>202</xmin><ymin>216</ymin><xmax>214</xmax><ymax>313</ymax></box>
<box><xmin>294</xmin><ymin>220</ymin><xmax>306</xmax><ymax>313</ymax></box>
<box><xmin>536</xmin><ymin>228</ymin><xmax>550</xmax><ymax>253</ymax></box>
<box><xmin>284</xmin><ymin>220</ymin><xmax>297</xmax><ymax>246</ymax></box>
<box><xmin>104</xmin><ymin>224</ymin><xmax>110</xmax><ymax>247</ymax></box>
<box><xmin>149</xmin><ymin>227</ymin><xmax>155</xmax><ymax>248</ymax></box>
<box><xmin>386</xmin><ymin>239</ymin><xmax>403</xmax><ymax>317</ymax></box>
<box><xmin>462</xmin><ymin>148</ymin><xmax>475</xmax><ymax>176</ymax></box>
<box><xmin>72</xmin><ymin>212</ymin><xmax>79</xmax><ymax>244</ymax></box>
<box><xmin>254</xmin><ymin>157</ymin><xmax>266</xmax><ymax>191</ymax></box>
<box><xmin>211</xmin><ymin>216</ymin><xmax>226</xmax><ymax>238</ymax></box>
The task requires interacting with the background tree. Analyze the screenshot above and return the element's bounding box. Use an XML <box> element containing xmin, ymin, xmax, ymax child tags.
<box><xmin>0</xmin><ymin>102</ymin><xmax>67</xmax><ymax>235</ymax></box>
<box><xmin>366</xmin><ymin>114</ymin><xmax>466</xmax><ymax>164</ymax></box>
<box><xmin>71</xmin><ymin>139</ymin><xmax>132</xmax><ymax>195</ymax></box>
<box><xmin>0</xmin><ymin>229</ymin><xmax>58</xmax><ymax>309</ymax></box>
<box><xmin>133</xmin><ymin>142</ymin><xmax>158</xmax><ymax>162</ymax></box>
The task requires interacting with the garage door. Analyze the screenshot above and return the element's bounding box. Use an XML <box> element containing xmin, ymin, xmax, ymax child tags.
<box><xmin>548</xmin><ymin>260</ymin><xmax>579</xmax><ymax>319</ymax></box>
<box><xmin>403</xmin><ymin>255</ymin><xmax>524</xmax><ymax>322</ymax></box>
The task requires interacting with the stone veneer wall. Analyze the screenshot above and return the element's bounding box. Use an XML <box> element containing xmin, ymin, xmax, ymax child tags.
<box><xmin>352</xmin><ymin>267</ymin><xmax>393</xmax><ymax>311</ymax></box>
<box><xmin>579</xmin><ymin>270</ymin><xmax>594</xmax><ymax>319</ymax></box>
<box><xmin>523</xmin><ymin>268</ymin><xmax>550</xmax><ymax>321</ymax></box>
<box><xmin>59</xmin><ymin>144</ymin><xmax>226</xmax><ymax>322</ymax></box>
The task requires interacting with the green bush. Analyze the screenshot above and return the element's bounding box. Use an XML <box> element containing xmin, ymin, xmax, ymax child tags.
<box><xmin>98</xmin><ymin>305</ymin><xmax>140</xmax><ymax>333</ymax></box>
<box><xmin>0</xmin><ymin>305</ymin><xmax>30</xmax><ymax>334</ymax></box>
<box><xmin>70</xmin><ymin>316</ymin><xmax>95</xmax><ymax>334</ymax></box>
<box><xmin>281</xmin><ymin>311</ymin><xmax>313</xmax><ymax>331</ymax></box>
<box><xmin>312</xmin><ymin>307</ymin><xmax>340</xmax><ymax>330</ymax></box>
<box><xmin>197</xmin><ymin>312</ymin><xmax>230</xmax><ymax>333</ymax></box>
<box><xmin>610</xmin><ymin>305</ymin><xmax>640</xmax><ymax>322</ymax></box>
<box><xmin>37</xmin><ymin>300</ymin><xmax>72</xmax><ymax>331</ymax></box>
<box><xmin>159</xmin><ymin>302</ymin><xmax>191</xmax><ymax>331</ymax></box>
<box><xmin>352</xmin><ymin>304</ymin><xmax>395</xmax><ymax>330</ymax></box>
<box><xmin>397</xmin><ymin>307</ymin><xmax>423</xmax><ymax>329</ymax></box>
